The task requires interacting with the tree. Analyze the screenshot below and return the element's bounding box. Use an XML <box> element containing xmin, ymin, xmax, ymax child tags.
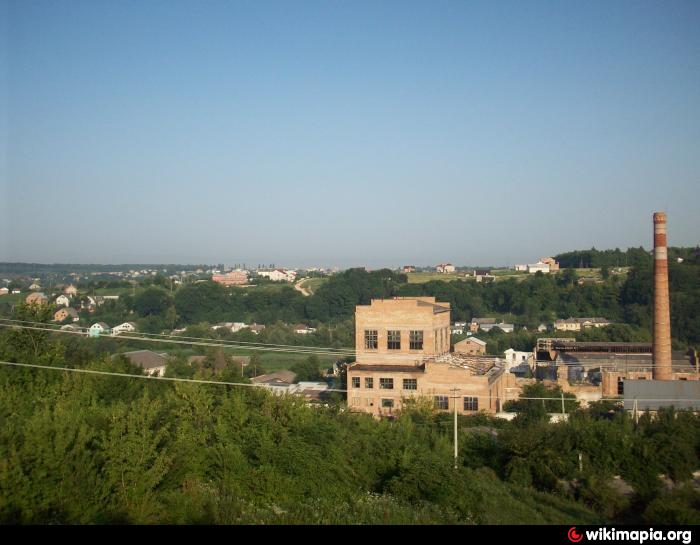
<box><xmin>291</xmin><ymin>355</ymin><xmax>323</xmax><ymax>382</ymax></box>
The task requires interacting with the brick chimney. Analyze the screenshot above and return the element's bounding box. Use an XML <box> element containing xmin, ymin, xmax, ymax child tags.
<box><xmin>652</xmin><ymin>212</ymin><xmax>672</xmax><ymax>380</ymax></box>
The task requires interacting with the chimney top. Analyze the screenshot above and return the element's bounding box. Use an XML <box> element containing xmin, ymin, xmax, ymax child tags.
<box><xmin>653</xmin><ymin>212</ymin><xmax>667</xmax><ymax>223</ymax></box>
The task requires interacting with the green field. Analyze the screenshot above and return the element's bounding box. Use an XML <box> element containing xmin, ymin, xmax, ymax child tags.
<box><xmin>298</xmin><ymin>277</ymin><xmax>328</xmax><ymax>294</ymax></box>
<box><xmin>406</xmin><ymin>272</ymin><xmax>466</xmax><ymax>284</ymax></box>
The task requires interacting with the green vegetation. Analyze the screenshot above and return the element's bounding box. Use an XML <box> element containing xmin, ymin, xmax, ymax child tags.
<box><xmin>1</xmin><ymin>319</ymin><xmax>698</xmax><ymax>524</ymax></box>
<box><xmin>406</xmin><ymin>272</ymin><xmax>465</xmax><ymax>283</ymax></box>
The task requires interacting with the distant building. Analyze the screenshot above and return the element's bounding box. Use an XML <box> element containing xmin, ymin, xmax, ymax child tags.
<box><xmin>402</xmin><ymin>265</ymin><xmax>416</xmax><ymax>273</ymax></box>
<box><xmin>527</xmin><ymin>262</ymin><xmax>550</xmax><ymax>274</ymax></box>
<box><xmin>25</xmin><ymin>292</ymin><xmax>48</xmax><ymax>306</ymax></box>
<box><xmin>249</xmin><ymin>324</ymin><xmax>266</xmax><ymax>335</ymax></box>
<box><xmin>212</xmin><ymin>270</ymin><xmax>249</xmax><ymax>286</ymax></box>
<box><xmin>539</xmin><ymin>257</ymin><xmax>560</xmax><ymax>271</ymax></box>
<box><xmin>454</xmin><ymin>336</ymin><xmax>487</xmax><ymax>356</ymax></box>
<box><xmin>54</xmin><ymin>307</ymin><xmax>79</xmax><ymax>323</ymax></box>
<box><xmin>436</xmin><ymin>263</ymin><xmax>456</xmax><ymax>273</ymax></box>
<box><xmin>481</xmin><ymin>323</ymin><xmax>515</xmax><ymax>333</ymax></box>
<box><xmin>503</xmin><ymin>348</ymin><xmax>533</xmax><ymax>370</ymax></box>
<box><xmin>554</xmin><ymin>317</ymin><xmax>612</xmax><ymax>332</ymax></box>
<box><xmin>469</xmin><ymin>317</ymin><xmax>496</xmax><ymax>333</ymax></box>
<box><xmin>89</xmin><ymin>322</ymin><xmax>110</xmax><ymax>338</ymax></box>
<box><xmin>117</xmin><ymin>350</ymin><xmax>168</xmax><ymax>377</ymax></box>
<box><xmin>257</xmin><ymin>269</ymin><xmax>297</xmax><ymax>282</ymax></box>
<box><xmin>64</xmin><ymin>285</ymin><xmax>78</xmax><ymax>296</ymax></box>
<box><xmin>472</xmin><ymin>269</ymin><xmax>495</xmax><ymax>283</ymax></box>
<box><xmin>54</xmin><ymin>294</ymin><xmax>71</xmax><ymax>307</ymax></box>
<box><xmin>514</xmin><ymin>264</ymin><xmax>528</xmax><ymax>272</ymax></box>
<box><xmin>0</xmin><ymin>288</ymin><xmax>8</xmax><ymax>296</ymax></box>
<box><xmin>29</xmin><ymin>283</ymin><xmax>42</xmax><ymax>291</ymax></box>
<box><xmin>112</xmin><ymin>322</ymin><xmax>137</xmax><ymax>336</ymax></box>
<box><xmin>294</xmin><ymin>324</ymin><xmax>317</xmax><ymax>335</ymax></box>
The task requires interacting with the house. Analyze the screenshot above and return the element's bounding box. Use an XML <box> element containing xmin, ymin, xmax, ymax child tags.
<box><xmin>537</xmin><ymin>323</ymin><xmax>548</xmax><ymax>332</ymax></box>
<box><xmin>473</xmin><ymin>270</ymin><xmax>495</xmax><ymax>283</ymax></box>
<box><xmin>212</xmin><ymin>270</ymin><xmax>249</xmax><ymax>286</ymax></box>
<box><xmin>25</xmin><ymin>292</ymin><xmax>48</xmax><ymax>305</ymax></box>
<box><xmin>539</xmin><ymin>257</ymin><xmax>560</xmax><ymax>272</ymax></box>
<box><xmin>29</xmin><ymin>283</ymin><xmax>42</xmax><ymax>291</ymax></box>
<box><xmin>294</xmin><ymin>324</ymin><xmax>317</xmax><ymax>334</ymax></box>
<box><xmin>469</xmin><ymin>317</ymin><xmax>496</xmax><ymax>333</ymax></box>
<box><xmin>116</xmin><ymin>350</ymin><xmax>168</xmax><ymax>377</ymax></box>
<box><xmin>11</xmin><ymin>290</ymin><xmax>20</xmax><ymax>294</ymax></box>
<box><xmin>251</xmin><ymin>370</ymin><xmax>298</xmax><ymax>394</ymax></box>
<box><xmin>89</xmin><ymin>322</ymin><xmax>110</xmax><ymax>338</ymax></box>
<box><xmin>527</xmin><ymin>262</ymin><xmax>550</xmax><ymax>274</ymax></box>
<box><xmin>60</xmin><ymin>324</ymin><xmax>84</xmax><ymax>333</ymax></box>
<box><xmin>436</xmin><ymin>263</ymin><xmax>456</xmax><ymax>273</ymax></box>
<box><xmin>454</xmin><ymin>337</ymin><xmax>487</xmax><ymax>355</ymax></box>
<box><xmin>249</xmin><ymin>324</ymin><xmax>266</xmax><ymax>335</ymax></box>
<box><xmin>64</xmin><ymin>285</ymin><xmax>78</xmax><ymax>296</ymax></box>
<box><xmin>402</xmin><ymin>266</ymin><xmax>416</xmax><ymax>273</ymax></box>
<box><xmin>514</xmin><ymin>264</ymin><xmax>528</xmax><ymax>272</ymax></box>
<box><xmin>54</xmin><ymin>307</ymin><xmax>79</xmax><ymax>323</ymax></box>
<box><xmin>481</xmin><ymin>323</ymin><xmax>515</xmax><ymax>333</ymax></box>
<box><xmin>451</xmin><ymin>325</ymin><xmax>464</xmax><ymax>335</ymax></box>
<box><xmin>346</xmin><ymin>297</ymin><xmax>519</xmax><ymax>417</ymax></box>
<box><xmin>257</xmin><ymin>269</ymin><xmax>297</xmax><ymax>282</ymax></box>
<box><xmin>553</xmin><ymin>317</ymin><xmax>612</xmax><ymax>332</ymax></box>
<box><xmin>0</xmin><ymin>287</ymin><xmax>8</xmax><ymax>296</ymax></box>
<box><xmin>112</xmin><ymin>322</ymin><xmax>137</xmax><ymax>336</ymax></box>
<box><xmin>54</xmin><ymin>294</ymin><xmax>71</xmax><ymax>307</ymax></box>
<box><xmin>503</xmin><ymin>349</ymin><xmax>533</xmax><ymax>370</ymax></box>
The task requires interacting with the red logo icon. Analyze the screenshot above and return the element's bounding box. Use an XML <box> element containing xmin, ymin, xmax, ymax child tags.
<box><xmin>568</xmin><ymin>527</ymin><xmax>583</xmax><ymax>543</ymax></box>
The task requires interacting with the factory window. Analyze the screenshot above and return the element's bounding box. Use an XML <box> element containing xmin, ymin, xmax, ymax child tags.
<box><xmin>434</xmin><ymin>396</ymin><xmax>449</xmax><ymax>410</ymax></box>
<box><xmin>409</xmin><ymin>330</ymin><xmax>424</xmax><ymax>350</ymax></box>
<box><xmin>351</xmin><ymin>377</ymin><xmax>360</xmax><ymax>388</ymax></box>
<box><xmin>364</xmin><ymin>330</ymin><xmax>378</xmax><ymax>350</ymax></box>
<box><xmin>617</xmin><ymin>380</ymin><xmax>624</xmax><ymax>395</ymax></box>
<box><xmin>463</xmin><ymin>396</ymin><xmax>479</xmax><ymax>411</ymax></box>
<box><xmin>381</xmin><ymin>398</ymin><xmax>394</xmax><ymax>408</ymax></box>
<box><xmin>387</xmin><ymin>330</ymin><xmax>401</xmax><ymax>350</ymax></box>
<box><xmin>403</xmin><ymin>379</ymin><xmax>417</xmax><ymax>390</ymax></box>
<box><xmin>379</xmin><ymin>378</ymin><xmax>394</xmax><ymax>390</ymax></box>
<box><xmin>365</xmin><ymin>377</ymin><xmax>374</xmax><ymax>388</ymax></box>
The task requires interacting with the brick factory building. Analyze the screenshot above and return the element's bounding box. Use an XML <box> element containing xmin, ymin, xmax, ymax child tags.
<box><xmin>212</xmin><ymin>270</ymin><xmax>249</xmax><ymax>286</ymax></box>
<box><xmin>346</xmin><ymin>297</ymin><xmax>518</xmax><ymax>417</ymax></box>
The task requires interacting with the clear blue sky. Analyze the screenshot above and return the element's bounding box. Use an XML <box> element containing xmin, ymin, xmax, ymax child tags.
<box><xmin>2</xmin><ymin>0</ymin><xmax>699</xmax><ymax>268</ymax></box>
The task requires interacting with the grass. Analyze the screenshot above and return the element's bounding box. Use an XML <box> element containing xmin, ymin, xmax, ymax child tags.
<box><xmin>406</xmin><ymin>272</ymin><xmax>466</xmax><ymax>284</ymax></box>
<box><xmin>298</xmin><ymin>277</ymin><xmax>328</xmax><ymax>295</ymax></box>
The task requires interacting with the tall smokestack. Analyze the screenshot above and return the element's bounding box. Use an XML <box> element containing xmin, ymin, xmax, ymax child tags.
<box><xmin>653</xmin><ymin>212</ymin><xmax>672</xmax><ymax>380</ymax></box>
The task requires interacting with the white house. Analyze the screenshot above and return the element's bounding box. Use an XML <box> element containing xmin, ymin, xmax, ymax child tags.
<box><xmin>294</xmin><ymin>324</ymin><xmax>317</xmax><ymax>335</ymax></box>
<box><xmin>514</xmin><ymin>264</ymin><xmax>528</xmax><ymax>272</ymax></box>
<box><xmin>55</xmin><ymin>294</ymin><xmax>71</xmax><ymax>307</ymax></box>
<box><xmin>257</xmin><ymin>269</ymin><xmax>297</xmax><ymax>282</ymax></box>
<box><xmin>503</xmin><ymin>349</ymin><xmax>533</xmax><ymax>370</ymax></box>
<box><xmin>112</xmin><ymin>322</ymin><xmax>137</xmax><ymax>336</ymax></box>
<box><xmin>89</xmin><ymin>322</ymin><xmax>110</xmax><ymax>338</ymax></box>
<box><xmin>436</xmin><ymin>263</ymin><xmax>456</xmax><ymax>273</ymax></box>
<box><xmin>527</xmin><ymin>262</ymin><xmax>550</xmax><ymax>274</ymax></box>
<box><xmin>0</xmin><ymin>287</ymin><xmax>8</xmax><ymax>296</ymax></box>
<box><xmin>64</xmin><ymin>285</ymin><xmax>78</xmax><ymax>296</ymax></box>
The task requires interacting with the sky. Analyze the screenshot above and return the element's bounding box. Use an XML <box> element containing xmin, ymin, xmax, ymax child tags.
<box><xmin>1</xmin><ymin>0</ymin><xmax>699</xmax><ymax>268</ymax></box>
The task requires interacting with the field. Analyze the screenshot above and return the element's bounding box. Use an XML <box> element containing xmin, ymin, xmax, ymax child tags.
<box><xmin>406</xmin><ymin>272</ymin><xmax>466</xmax><ymax>284</ymax></box>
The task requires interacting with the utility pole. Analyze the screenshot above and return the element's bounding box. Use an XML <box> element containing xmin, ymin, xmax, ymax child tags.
<box><xmin>451</xmin><ymin>387</ymin><xmax>460</xmax><ymax>469</ymax></box>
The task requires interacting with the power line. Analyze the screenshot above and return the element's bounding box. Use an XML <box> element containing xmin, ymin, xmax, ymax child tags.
<box><xmin>0</xmin><ymin>322</ymin><xmax>355</xmax><ymax>357</ymax></box>
<box><xmin>0</xmin><ymin>318</ymin><xmax>356</xmax><ymax>355</ymax></box>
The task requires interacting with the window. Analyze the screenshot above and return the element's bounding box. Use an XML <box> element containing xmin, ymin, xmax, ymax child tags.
<box><xmin>351</xmin><ymin>377</ymin><xmax>360</xmax><ymax>388</ymax></box>
<box><xmin>403</xmin><ymin>378</ymin><xmax>417</xmax><ymax>390</ymax></box>
<box><xmin>463</xmin><ymin>396</ymin><xmax>478</xmax><ymax>411</ymax></box>
<box><xmin>387</xmin><ymin>330</ymin><xmax>401</xmax><ymax>350</ymax></box>
<box><xmin>364</xmin><ymin>330</ymin><xmax>378</xmax><ymax>350</ymax></box>
<box><xmin>434</xmin><ymin>396</ymin><xmax>449</xmax><ymax>410</ymax></box>
<box><xmin>365</xmin><ymin>377</ymin><xmax>374</xmax><ymax>389</ymax></box>
<box><xmin>379</xmin><ymin>378</ymin><xmax>394</xmax><ymax>390</ymax></box>
<box><xmin>617</xmin><ymin>380</ymin><xmax>624</xmax><ymax>395</ymax></box>
<box><xmin>409</xmin><ymin>330</ymin><xmax>424</xmax><ymax>350</ymax></box>
<box><xmin>381</xmin><ymin>399</ymin><xmax>394</xmax><ymax>408</ymax></box>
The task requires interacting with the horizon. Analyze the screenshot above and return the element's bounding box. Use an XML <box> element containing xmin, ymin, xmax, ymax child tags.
<box><xmin>3</xmin><ymin>1</ymin><xmax>700</xmax><ymax>265</ymax></box>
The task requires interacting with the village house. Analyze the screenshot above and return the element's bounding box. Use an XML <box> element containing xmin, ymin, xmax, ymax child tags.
<box><xmin>29</xmin><ymin>283</ymin><xmax>42</xmax><ymax>291</ymax></box>
<box><xmin>346</xmin><ymin>297</ymin><xmax>519</xmax><ymax>417</ymax></box>
<box><xmin>294</xmin><ymin>324</ymin><xmax>316</xmax><ymax>334</ymax></box>
<box><xmin>89</xmin><ymin>322</ymin><xmax>110</xmax><ymax>337</ymax></box>
<box><xmin>54</xmin><ymin>294</ymin><xmax>71</xmax><ymax>307</ymax></box>
<box><xmin>116</xmin><ymin>350</ymin><xmax>168</xmax><ymax>377</ymax></box>
<box><xmin>64</xmin><ymin>285</ymin><xmax>78</xmax><ymax>296</ymax></box>
<box><xmin>402</xmin><ymin>265</ymin><xmax>416</xmax><ymax>273</ymax></box>
<box><xmin>25</xmin><ymin>292</ymin><xmax>48</xmax><ymax>305</ymax></box>
<box><xmin>0</xmin><ymin>287</ymin><xmax>8</xmax><ymax>296</ymax></box>
<box><xmin>527</xmin><ymin>262</ymin><xmax>550</xmax><ymax>274</ymax></box>
<box><xmin>539</xmin><ymin>257</ymin><xmax>560</xmax><ymax>271</ymax></box>
<box><xmin>249</xmin><ymin>324</ymin><xmax>266</xmax><ymax>335</ymax></box>
<box><xmin>435</xmin><ymin>263</ymin><xmax>456</xmax><ymax>273</ymax></box>
<box><xmin>54</xmin><ymin>307</ymin><xmax>79</xmax><ymax>323</ymax></box>
<box><xmin>553</xmin><ymin>317</ymin><xmax>612</xmax><ymax>332</ymax></box>
<box><xmin>453</xmin><ymin>336</ymin><xmax>487</xmax><ymax>356</ymax></box>
<box><xmin>503</xmin><ymin>348</ymin><xmax>533</xmax><ymax>370</ymax></box>
<box><xmin>112</xmin><ymin>322</ymin><xmax>137</xmax><ymax>336</ymax></box>
<box><xmin>469</xmin><ymin>317</ymin><xmax>496</xmax><ymax>333</ymax></box>
<box><xmin>257</xmin><ymin>269</ymin><xmax>297</xmax><ymax>282</ymax></box>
